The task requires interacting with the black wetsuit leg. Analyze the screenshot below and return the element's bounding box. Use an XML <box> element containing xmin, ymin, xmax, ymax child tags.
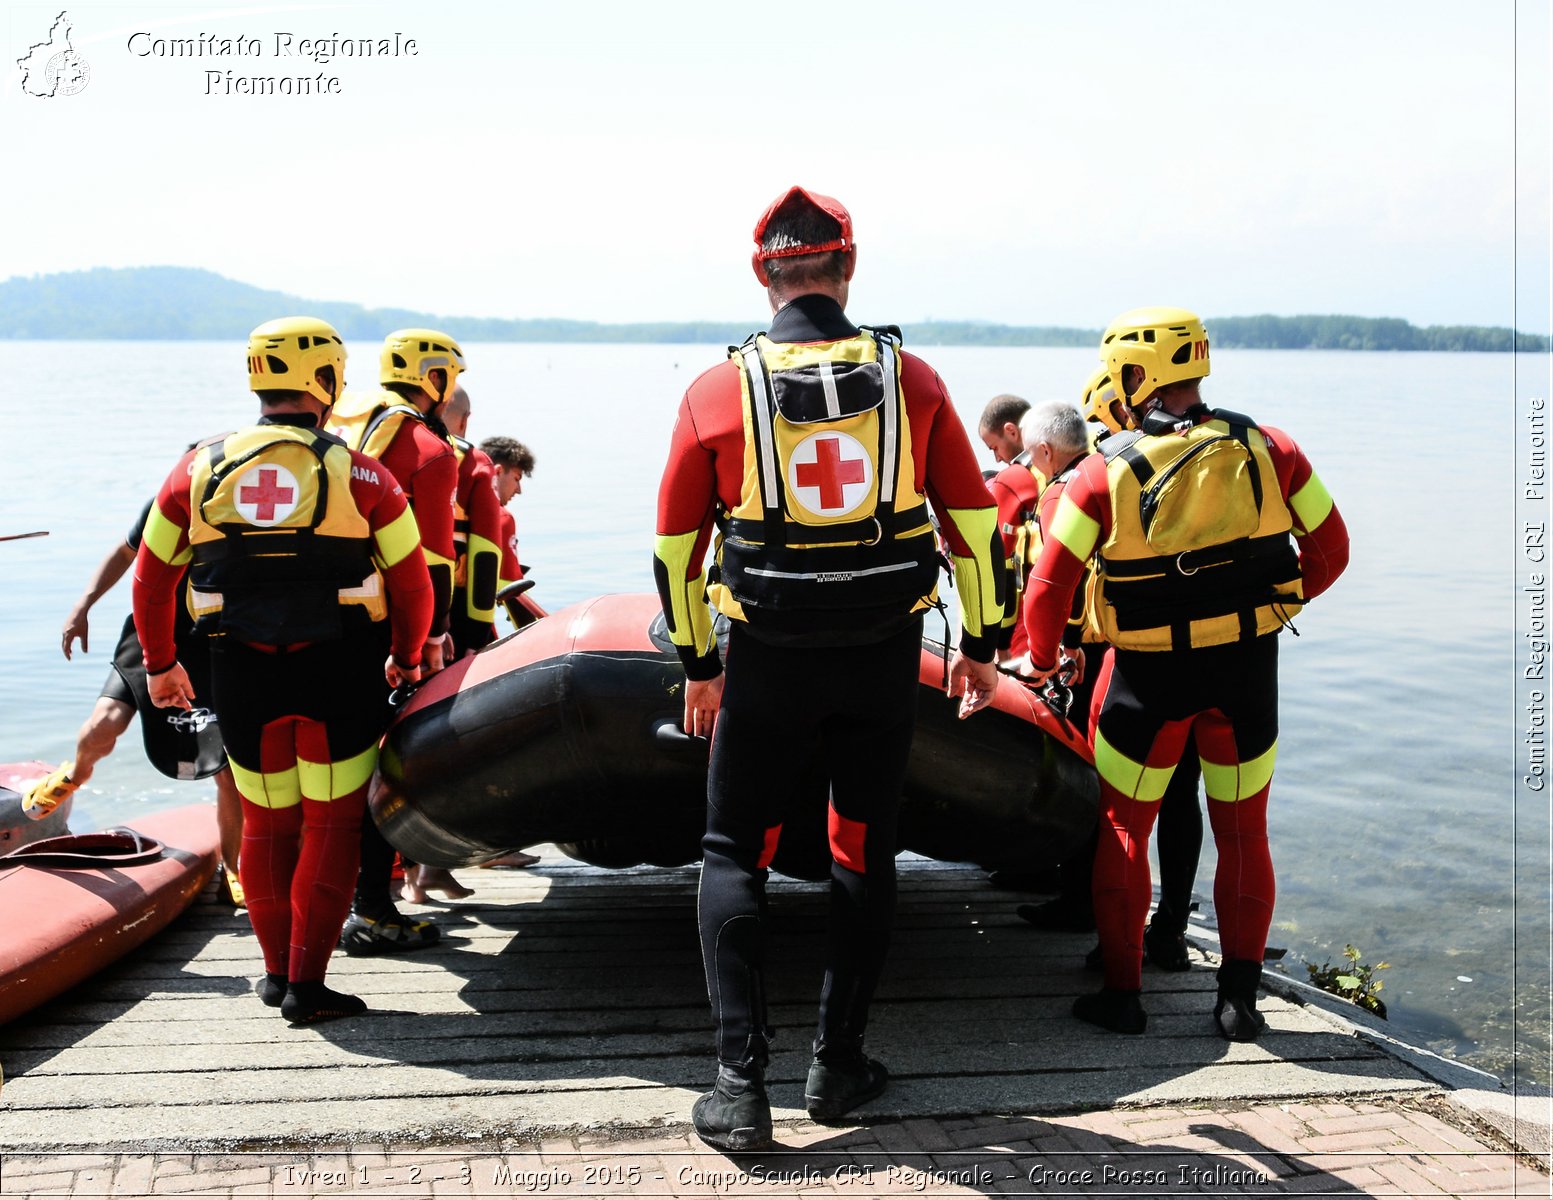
<box><xmin>334</xmin><ymin>622</ymin><xmax>397</xmax><ymax>920</ymax></box>
<box><xmin>1154</xmin><ymin>732</ymin><xmax>1203</xmax><ymax>928</ymax></box>
<box><xmin>448</xmin><ymin>609</ymin><xmax>494</xmax><ymax>659</ymax></box>
<box><xmin>1052</xmin><ymin>644</ymin><xmax>1103</xmax><ymax>911</ymax></box>
<box><xmin>355</xmin><ymin>812</ymin><xmax>400</xmax><ymax>916</ymax></box>
<box><xmin>699</xmin><ymin>621</ymin><xmax>920</xmax><ymax>1067</ymax></box>
<box><xmin>100</xmin><ymin>614</ymin><xmax>139</xmax><ymax>705</ymax></box>
<box><xmin>814</xmin><ymin>631</ymin><xmax>918</xmax><ymax>1049</ymax></box>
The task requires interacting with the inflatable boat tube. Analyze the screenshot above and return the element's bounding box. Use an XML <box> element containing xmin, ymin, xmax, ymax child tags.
<box><xmin>372</xmin><ymin>593</ymin><xmax>1098</xmax><ymax>882</ymax></box>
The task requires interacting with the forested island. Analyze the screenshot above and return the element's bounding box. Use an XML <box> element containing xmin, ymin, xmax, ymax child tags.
<box><xmin>1</xmin><ymin>267</ymin><xmax>1544</xmax><ymax>351</ymax></box>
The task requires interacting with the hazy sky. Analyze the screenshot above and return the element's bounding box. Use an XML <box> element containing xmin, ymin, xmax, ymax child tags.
<box><xmin>5</xmin><ymin>0</ymin><xmax>1549</xmax><ymax>331</ymax></box>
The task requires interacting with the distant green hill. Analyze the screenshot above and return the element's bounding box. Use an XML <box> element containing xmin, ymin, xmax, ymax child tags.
<box><xmin>0</xmin><ymin>266</ymin><xmax>1544</xmax><ymax>351</ymax></box>
<box><xmin>1206</xmin><ymin>313</ymin><xmax>1543</xmax><ymax>352</ymax></box>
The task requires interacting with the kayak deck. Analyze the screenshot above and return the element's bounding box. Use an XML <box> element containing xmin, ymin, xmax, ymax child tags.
<box><xmin>0</xmin><ymin>803</ymin><xmax>220</xmax><ymax>1025</ymax></box>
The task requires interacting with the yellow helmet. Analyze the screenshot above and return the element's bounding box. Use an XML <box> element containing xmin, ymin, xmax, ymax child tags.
<box><xmin>379</xmin><ymin>328</ymin><xmax>466</xmax><ymax>405</ymax></box>
<box><xmin>1099</xmin><ymin>306</ymin><xmax>1210</xmax><ymax>412</ymax></box>
<box><xmin>1080</xmin><ymin>367</ymin><xmax>1130</xmax><ymax>434</ymax></box>
<box><xmin>247</xmin><ymin>317</ymin><xmax>346</xmax><ymax>406</ymax></box>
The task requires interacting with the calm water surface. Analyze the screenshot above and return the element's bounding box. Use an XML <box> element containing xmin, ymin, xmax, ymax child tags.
<box><xmin>0</xmin><ymin>342</ymin><xmax>1545</xmax><ymax>1086</ymax></box>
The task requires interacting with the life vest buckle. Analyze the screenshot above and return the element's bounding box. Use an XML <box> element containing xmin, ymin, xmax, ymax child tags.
<box><xmin>1175</xmin><ymin>551</ymin><xmax>1200</xmax><ymax>577</ymax></box>
<box><xmin>860</xmin><ymin>517</ymin><xmax>883</xmax><ymax>547</ymax></box>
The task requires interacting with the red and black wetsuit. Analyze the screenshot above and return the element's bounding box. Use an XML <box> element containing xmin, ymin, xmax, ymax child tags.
<box><xmin>348</xmin><ymin>408</ymin><xmax>456</xmax><ymax>916</ymax></box>
<box><xmin>1024</xmin><ymin>413</ymin><xmax>1349</xmax><ymax>990</ymax></box>
<box><xmin>1027</xmin><ymin>452</ymin><xmax>1204</xmax><ymax>928</ymax></box>
<box><xmin>133</xmin><ymin>413</ymin><xmax>432</xmax><ymax>987</ymax></box>
<box><xmin>653</xmin><ymin>293</ymin><xmax>1002</xmax><ymax>1068</ymax></box>
<box><xmin>371</xmin><ymin>413</ymin><xmax>458</xmax><ymax>639</ymax></box>
<box><xmin>497</xmin><ymin>506</ymin><xmax>522</xmax><ymax>591</ymax></box>
<box><xmin>986</xmin><ymin>455</ymin><xmax>1041</xmax><ymax>658</ymax></box>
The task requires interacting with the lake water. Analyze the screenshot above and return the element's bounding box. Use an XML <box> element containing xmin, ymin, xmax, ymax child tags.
<box><xmin>1</xmin><ymin>341</ymin><xmax>1546</xmax><ymax>1088</ymax></box>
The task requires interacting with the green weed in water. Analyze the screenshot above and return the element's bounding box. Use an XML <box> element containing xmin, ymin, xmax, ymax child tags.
<box><xmin>1306</xmin><ymin>944</ymin><xmax>1389</xmax><ymax>1019</ymax></box>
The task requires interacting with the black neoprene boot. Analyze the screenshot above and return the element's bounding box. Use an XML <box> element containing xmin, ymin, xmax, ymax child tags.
<box><xmin>1071</xmin><ymin>987</ymin><xmax>1147</xmax><ymax>1034</ymax></box>
<box><xmin>1016</xmin><ymin>894</ymin><xmax>1095</xmax><ymax>932</ymax></box>
<box><xmin>258</xmin><ymin>972</ymin><xmax>287</xmax><ymax>1008</ymax></box>
<box><xmin>691</xmin><ymin>1062</ymin><xmax>772</xmax><ymax>1152</ymax></box>
<box><xmin>1214</xmin><ymin>958</ymin><xmax>1268</xmax><ymax>1042</ymax></box>
<box><xmin>804</xmin><ymin>1041</ymin><xmax>889</xmax><ymax>1121</ymax></box>
<box><xmin>280</xmin><ymin>980</ymin><xmax>367</xmax><ymax>1025</ymax></box>
<box><xmin>1143</xmin><ymin>906</ymin><xmax>1190</xmax><ymax>971</ymax></box>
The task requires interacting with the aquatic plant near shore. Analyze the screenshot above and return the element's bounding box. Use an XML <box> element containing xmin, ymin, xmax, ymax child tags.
<box><xmin>1306</xmin><ymin>944</ymin><xmax>1390</xmax><ymax>1019</ymax></box>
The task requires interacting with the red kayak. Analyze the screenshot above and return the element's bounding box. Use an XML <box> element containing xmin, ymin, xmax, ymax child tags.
<box><xmin>0</xmin><ymin>796</ymin><xmax>220</xmax><ymax>1025</ymax></box>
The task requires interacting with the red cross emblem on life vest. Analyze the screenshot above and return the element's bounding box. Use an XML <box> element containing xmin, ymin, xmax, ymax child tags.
<box><xmin>788</xmin><ymin>431</ymin><xmax>873</xmax><ymax>517</ymax></box>
<box><xmin>234</xmin><ymin>463</ymin><xmax>300</xmax><ymax>527</ymax></box>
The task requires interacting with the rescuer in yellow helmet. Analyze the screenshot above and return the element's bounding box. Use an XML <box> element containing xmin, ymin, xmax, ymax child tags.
<box><xmin>132</xmin><ymin>316</ymin><xmax>433</xmax><ymax>1024</ymax></box>
<box><xmin>1021</xmin><ymin>306</ymin><xmax>1350</xmax><ymax>1042</ymax></box>
<box><xmin>326</xmin><ymin>328</ymin><xmax>465</xmax><ymax>954</ymax></box>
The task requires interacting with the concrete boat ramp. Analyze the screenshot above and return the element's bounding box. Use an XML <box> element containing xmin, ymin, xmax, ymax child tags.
<box><xmin>0</xmin><ymin>857</ymin><xmax>1546</xmax><ymax>1196</ymax></box>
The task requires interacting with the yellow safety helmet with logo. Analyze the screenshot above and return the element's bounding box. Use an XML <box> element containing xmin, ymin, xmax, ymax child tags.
<box><xmin>379</xmin><ymin>328</ymin><xmax>465</xmax><ymax>405</ymax></box>
<box><xmin>1080</xmin><ymin>366</ymin><xmax>1130</xmax><ymax>434</ymax></box>
<box><xmin>1099</xmin><ymin>306</ymin><xmax>1210</xmax><ymax>414</ymax></box>
<box><xmin>247</xmin><ymin>317</ymin><xmax>347</xmax><ymax>407</ymax></box>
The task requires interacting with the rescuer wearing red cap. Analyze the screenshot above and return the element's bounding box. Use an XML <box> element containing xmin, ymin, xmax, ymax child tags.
<box><xmin>653</xmin><ymin>186</ymin><xmax>1005</xmax><ymax>1151</ymax></box>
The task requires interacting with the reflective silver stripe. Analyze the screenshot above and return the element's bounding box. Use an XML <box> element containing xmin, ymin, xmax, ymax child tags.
<box><xmin>744</xmin><ymin>561</ymin><xmax>918</xmax><ymax>581</ymax></box>
<box><xmin>876</xmin><ymin>334</ymin><xmax>900</xmax><ymax>504</ymax></box>
<box><xmin>741</xmin><ymin>343</ymin><xmax>781</xmax><ymax>508</ymax></box>
<box><xmin>820</xmin><ymin>361</ymin><xmax>841</xmax><ymax>418</ymax></box>
<box><xmin>192</xmin><ymin>575</ymin><xmax>382</xmax><ymax>611</ymax></box>
<box><xmin>189</xmin><ymin>586</ymin><xmax>222</xmax><ymax>615</ymax></box>
<box><xmin>337</xmin><ymin>572</ymin><xmax>383</xmax><ymax>601</ymax></box>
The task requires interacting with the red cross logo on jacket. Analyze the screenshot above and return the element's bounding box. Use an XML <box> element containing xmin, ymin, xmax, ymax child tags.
<box><xmin>788</xmin><ymin>431</ymin><xmax>874</xmax><ymax>517</ymax></box>
<box><xmin>234</xmin><ymin>464</ymin><xmax>300</xmax><ymax>526</ymax></box>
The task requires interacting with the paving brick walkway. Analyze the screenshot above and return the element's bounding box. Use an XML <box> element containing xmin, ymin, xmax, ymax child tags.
<box><xmin>1</xmin><ymin>1097</ymin><xmax>1545</xmax><ymax>1197</ymax></box>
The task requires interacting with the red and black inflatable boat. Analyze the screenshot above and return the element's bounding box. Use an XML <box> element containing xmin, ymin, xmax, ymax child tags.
<box><xmin>373</xmin><ymin>593</ymin><xmax>1097</xmax><ymax>881</ymax></box>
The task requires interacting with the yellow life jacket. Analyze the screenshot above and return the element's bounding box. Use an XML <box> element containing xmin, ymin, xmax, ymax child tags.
<box><xmin>325</xmin><ymin>388</ymin><xmax>424</xmax><ymax>461</ymax></box>
<box><xmin>1033</xmin><ymin>459</ymin><xmax>1106</xmax><ymax>648</ymax></box>
<box><xmin>991</xmin><ymin>456</ymin><xmax>1041</xmax><ymax>647</ymax></box>
<box><xmin>709</xmin><ymin>327</ymin><xmax>940</xmax><ymax>619</ymax></box>
<box><xmin>185</xmin><ymin>423</ymin><xmax>384</xmax><ymax>641</ymax></box>
<box><xmin>1014</xmin><ymin>429</ymin><xmax>1102</xmax><ymax>585</ymax></box>
<box><xmin>444</xmin><ymin>433</ymin><xmax>499</xmax><ymax>623</ymax></box>
<box><xmin>1093</xmin><ymin>410</ymin><xmax>1302</xmax><ymax>651</ymax></box>
<box><xmin>1000</xmin><ymin>456</ymin><xmax>1043</xmax><ymax>581</ymax></box>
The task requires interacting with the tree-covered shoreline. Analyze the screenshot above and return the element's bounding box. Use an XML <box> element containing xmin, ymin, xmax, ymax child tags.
<box><xmin>1</xmin><ymin>266</ymin><xmax>1544</xmax><ymax>351</ymax></box>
